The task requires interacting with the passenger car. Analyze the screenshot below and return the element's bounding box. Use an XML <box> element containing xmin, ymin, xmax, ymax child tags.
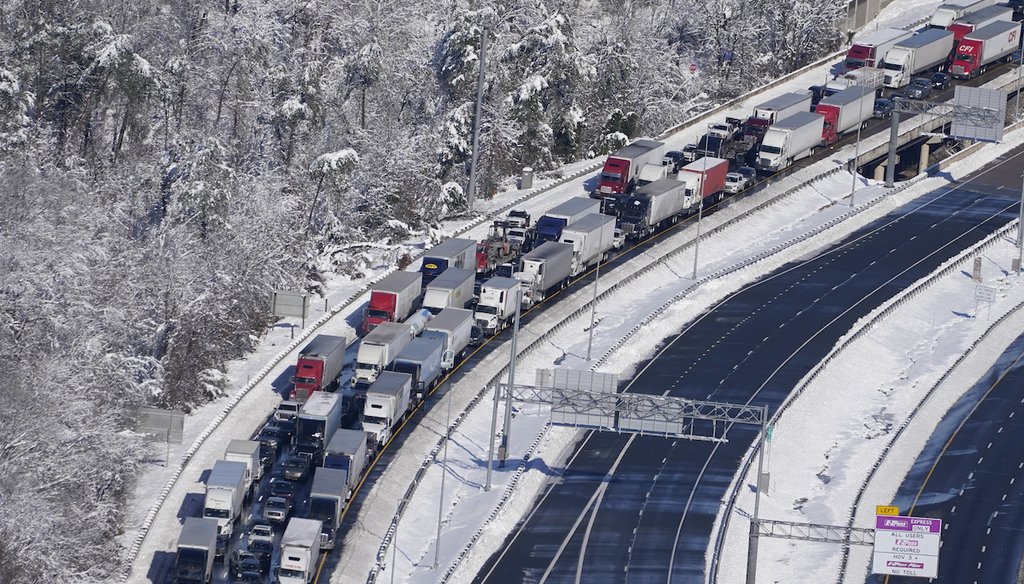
<box><xmin>930</xmin><ymin>72</ymin><xmax>951</xmax><ymax>90</ymax></box>
<box><xmin>872</xmin><ymin>98</ymin><xmax>893</xmax><ymax>119</ymax></box>
<box><xmin>905</xmin><ymin>77</ymin><xmax>932</xmax><ymax>99</ymax></box>
<box><xmin>263</xmin><ymin>495</ymin><xmax>292</xmax><ymax>522</ymax></box>
<box><xmin>268</xmin><ymin>477</ymin><xmax>296</xmax><ymax>500</ymax></box>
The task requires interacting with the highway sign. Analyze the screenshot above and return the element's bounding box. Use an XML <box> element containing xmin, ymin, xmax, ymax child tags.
<box><xmin>872</xmin><ymin>515</ymin><xmax>941</xmax><ymax>579</ymax></box>
<box><xmin>875</xmin><ymin>505</ymin><xmax>899</xmax><ymax>516</ymax></box>
<box><xmin>975</xmin><ymin>285</ymin><xmax>996</xmax><ymax>304</ymax></box>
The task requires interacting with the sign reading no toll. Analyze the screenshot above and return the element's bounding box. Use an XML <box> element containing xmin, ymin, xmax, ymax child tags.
<box><xmin>872</xmin><ymin>515</ymin><xmax>942</xmax><ymax>579</ymax></box>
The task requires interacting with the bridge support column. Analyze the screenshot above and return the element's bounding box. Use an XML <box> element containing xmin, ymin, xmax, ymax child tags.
<box><xmin>918</xmin><ymin>142</ymin><xmax>930</xmax><ymax>176</ymax></box>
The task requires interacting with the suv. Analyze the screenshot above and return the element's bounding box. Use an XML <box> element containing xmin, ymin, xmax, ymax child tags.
<box><xmin>274</xmin><ymin>400</ymin><xmax>301</xmax><ymax>422</ymax></box>
<box><xmin>930</xmin><ymin>72</ymin><xmax>951</xmax><ymax>90</ymax></box>
<box><xmin>724</xmin><ymin>166</ymin><xmax>756</xmax><ymax>194</ymax></box>
<box><xmin>905</xmin><ymin>77</ymin><xmax>932</xmax><ymax>99</ymax></box>
<box><xmin>283</xmin><ymin>456</ymin><xmax>310</xmax><ymax>481</ymax></box>
<box><xmin>248</xmin><ymin>521</ymin><xmax>274</xmax><ymax>546</ymax></box>
<box><xmin>263</xmin><ymin>495</ymin><xmax>292</xmax><ymax>523</ymax></box>
<box><xmin>872</xmin><ymin>98</ymin><xmax>894</xmax><ymax>119</ymax></box>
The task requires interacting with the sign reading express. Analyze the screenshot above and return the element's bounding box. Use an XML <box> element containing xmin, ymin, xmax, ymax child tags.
<box><xmin>872</xmin><ymin>515</ymin><xmax>942</xmax><ymax>579</ymax></box>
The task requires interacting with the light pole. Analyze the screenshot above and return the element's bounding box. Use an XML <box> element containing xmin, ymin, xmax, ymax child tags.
<box><xmin>466</xmin><ymin>24</ymin><xmax>489</xmax><ymax>211</ymax></box>
<box><xmin>1017</xmin><ymin>171</ymin><xmax>1024</xmax><ymax>274</ymax></box>
<box><xmin>499</xmin><ymin>287</ymin><xmax>522</xmax><ymax>468</ymax></box>
<box><xmin>849</xmin><ymin>84</ymin><xmax>872</xmax><ymax>207</ymax></box>
<box><xmin>745</xmin><ymin>406</ymin><xmax>770</xmax><ymax>584</ymax></box>
<box><xmin>586</xmin><ymin>257</ymin><xmax>601</xmax><ymax>361</ymax></box>
<box><xmin>485</xmin><ymin>381</ymin><xmax>499</xmax><ymax>491</ymax></box>
<box><xmin>692</xmin><ymin>196</ymin><xmax>705</xmax><ymax>280</ymax></box>
<box><xmin>1016</xmin><ymin>48</ymin><xmax>1023</xmax><ymax>122</ymax></box>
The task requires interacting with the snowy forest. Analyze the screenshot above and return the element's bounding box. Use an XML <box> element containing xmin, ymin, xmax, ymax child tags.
<box><xmin>0</xmin><ymin>0</ymin><xmax>846</xmax><ymax>580</ymax></box>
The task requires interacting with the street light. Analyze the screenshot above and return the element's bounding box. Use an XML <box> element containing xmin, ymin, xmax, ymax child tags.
<box><xmin>499</xmin><ymin>287</ymin><xmax>522</xmax><ymax>468</ymax></box>
<box><xmin>586</xmin><ymin>257</ymin><xmax>602</xmax><ymax>361</ymax></box>
<box><xmin>692</xmin><ymin>196</ymin><xmax>705</xmax><ymax>280</ymax></box>
<box><xmin>466</xmin><ymin>23</ymin><xmax>490</xmax><ymax>211</ymax></box>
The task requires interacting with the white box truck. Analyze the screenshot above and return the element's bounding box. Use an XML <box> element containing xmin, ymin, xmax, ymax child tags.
<box><xmin>278</xmin><ymin>518</ymin><xmax>323</xmax><ymax>584</ymax></box>
<box><xmin>354</xmin><ymin>321</ymin><xmax>414</xmax><ymax>386</ymax></box>
<box><xmin>559</xmin><ymin>213</ymin><xmax>616</xmax><ymax>277</ymax></box>
<box><xmin>174</xmin><ymin>517</ymin><xmax>218</xmax><ymax>584</ymax></box>
<box><xmin>474</xmin><ymin>277</ymin><xmax>521</xmax><ymax>335</ymax></box>
<box><xmin>422</xmin><ymin>307</ymin><xmax>474</xmax><ymax>370</ymax></box>
<box><xmin>324</xmin><ymin>428</ymin><xmax>368</xmax><ymax>499</ymax></box>
<box><xmin>308</xmin><ymin>467</ymin><xmax>347</xmax><ymax>550</ymax></box>
<box><xmin>203</xmin><ymin>460</ymin><xmax>246</xmax><ymax>538</ymax></box>
<box><xmin>224</xmin><ymin>439</ymin><xmax>261</xmax><ymax>495</ymax></box>
<box><xmin>515</xmin><ymin>241</ymin><xmax>574</xmax><ymax>308</ymax></box>
<box><xmin>882</xmin><ymin>28</ymin><xmax>955</xmax><ymax>88</ymax></box>
<box><xmin>295</xmin><ymin>392</ymin><xmax>343</xmax><ymax>465</ymax></box>
<box><xmin>845</xmin><ymin>28</ymin><xmax>915</xmax><ymax>69</ymax></box>
<box><xmin>929</xmin><ymin>0</ymin><xmax>995</xmax><ymax>28</ymax></box>
<box><xmin>534</xmin><ymin>197</ymin><xmax>601</xmax><ymax>243</ymax></box>
<box><xmin>388</xmin><ymin>335</ymin><xmax>445</xmax><ymax>399</ymax></box>
<box><xmin>422</xmin><ymin>268</ymin><xmax>475</xmax><ymax>314</ymax></box>
<box><xmin>757</xmin><ymin>112</ymin><xmax>825</xmax><ymax>173</ymax></box>
<box><xmin>362</xmin><ymin>371</ymin><xmax>413</xmax><ymax>447</ymax></box>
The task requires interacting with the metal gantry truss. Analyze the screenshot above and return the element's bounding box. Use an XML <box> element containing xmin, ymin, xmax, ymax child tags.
<box><xmin>753</xmin><ymin>518</ymin><xmax>875</xmax><ymax>547</ymax></box>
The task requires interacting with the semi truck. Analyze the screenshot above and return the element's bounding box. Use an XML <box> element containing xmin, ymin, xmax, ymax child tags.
<box><xmin>950</xmin><ymin>20</ymin><xmax>1022</xmax><ymax>79</ymax></box>
<box><xmin>420</xmin><ymin>238</ymin><xmax>477</xmax><ymax>285</ymax></box>
<box><xmin>929</xmin><ymin>0</ymin><xmax>995</xmax><ymax>28</ymax></box>
<box><xmin>174</xmin><ymin>517</ymin><xmax>218</xmax><ymax>584</ymax></box>
<box><xmin>278</xmin><ymin>518</ymin><xmax>323</xmax><ymax>584</ymax></box>
<box><xmin>422</xmin><ymin>307</ymin><xmax>474</xmax><ymax>370</ymax></box>
<box><xmin>515</xmin><ymin>241</ymin><xmax>573</xmax><ymax>308</ymax></box>
<box><xmin>815</xmin><ymin>86</ymin><xmax>875</xmax><ymax>146</ymax></box>
<box><xmin>559</xmin><ymin>213</ymin><xmax>616</xmax><ymax>277</ymax></box>
<box><xmin>422</xmin><ymin>268</ymin><xmax>475</xmax><ymax>314</ymax></box>
<box><xmin>388</xmin><ymin>335</ymin><xmax>444</xmax><ymax>399</ymax></box>
<box><xmin>224</xmin><ymin>439</ymin><xmax>261</xmax><ymax>497</ymax></box>
<box><xmin>534</xmin><ymin>197</ymin><xmax>601</xmax><ymax>243</ymax></box>
<box><xmin>362</xmin><ymin>271</ymin><xmax>422</xmax><ymax>333</ymax></box>
<box><xmin>825</xmin><ymin>67</ymin><xmax>884</xmax><ymax>95</ymax></box>
<box><xmin>324</xmin><ymin>428</ymin><xmax>368</xmax><ymax>499</ymax></box>
<box><xmin>735</xmin><ymin>92</ymin><xmax>813</xmax><ymax>156</ymax></box>
<box><xmin>308</xmin><ymin>467</ymin><xmax>347</xmax><ymax>550</ymax></box>
<box><xmin>203</xmin><ymin>460</ymin><xmax>246</xmax><ymax>538</ymax></box>
<box><xmin>619</xmin><ymin>179</ymin><xmax>687</xmax><ymax>240</ymax></box>
<box><xmin>295</xmin><ymin>391</ymin><xmax>343</xmax><ymax>465</ymax></box>
<box><xmin>882</xmin><ymin>28</ymin><xmax>955</xmax><ymax>88</ymax></box>
<box><xmin>757</xmin><ymin>112</ymin><xmax>825</xmax><ymax>173</ymax></box>
<box><xmin>362</xmin><ymin>371</ymin><xmax>413</xmax><ymax>447</ymax></box>
<box><xmin>354</xmin><ymin>321</ymin><xmax>414</xmax><ymax>387</ymax></box>
<box><xmin>474</xmin><ymin>277</ymin><xmax>520</xmax><ymax>334</ymax></box>
<box><xmin>635</xmin><ymin>163</ymin><xmax>669</xmax><ymax>187</ymax></box>
<box><xmin>845</xmin><ymin>28</ymin><xmax>914</xmax><ymax>69</ymax></box>
<box><xmin>947</xmin><ymin>4</ymin><xmax>1013</xmax><ymax>40</ymax></box>
<box><xmin>678</xmin><ymin>156</ymin><xmax>729</xmax><ymax>210</ymax></box>
<box><xmin>290</xmin><ymin>334</ymin><xmax>346</xmax><ymax>401</ymax></box>
<box><xmin>595</xmin><ymin>139</ymin><xmax>666</xmax><ymax>195</ymax></box>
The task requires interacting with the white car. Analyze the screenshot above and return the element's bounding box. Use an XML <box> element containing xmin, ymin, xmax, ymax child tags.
<box><xmin>612</xmin><ymin>228</ymin><xmax>626</xmax><ymax>250</ymax></box>
<box><xmin>724</xmin><ymin>167</ymin><xmax>756</xmax><ymax>194</ymax></box>
<box><xmin>248</xmin><ymin>522</ymin><xmax>274</xmax><ymax>546</ymax></box>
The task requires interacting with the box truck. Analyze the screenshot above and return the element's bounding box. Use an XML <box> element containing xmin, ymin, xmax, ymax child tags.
<box><xmin>203</xmin><ymin>460</ymin><xmax>246</xmax><ymax>538</ymax></box>
<box><xmin>619</xmin><ymin>179</ymin><xmax>687</xmax><ymax>240</ymax></box>
<box><xmin>295</xmin><ymin>392</ymin><xmax>343</xmax><ymax>465</ymax></box>
<box><xmin>174</xmin><ymin>517</ymin><xmax>218</xmax><ymax>584</ymax></box>
<box><xmin>362</xmin><ymin>371</ymin><xmax>413</xmax><ymax>447</ymax></box>
<box><xmin>950</xmin><ymin>20</ymin><xmax>1022</xmax><ymax>79</ymax></box>
<box><xmin>845</xmin><ymin>28</ymin><xmax>915</xmax><ymax>69</ymax></box>
<box><xmin>515</xmin><ymin>241</ymin><xmax>573</xmax><ymax>308</ymax></box>
<box><xmin>559</xmin><ymin>213</ymin><xmax>616</xmax><ymax>277</ymax></box>
<box><xmin>882</xmin><ymin>29</ymin><xmax>955</xmax><ymax>88</ymax></box>
<box><xmin>278</xmin><ymin>518</ymin><xmax>322</xmax><ymax>584</ymax></box>
<box><xmin>929</xmin><ymin>0</ymin><xmax>995</xmax><ymax>28</ymax></box>
<box><xmin>354</xmin><ymin>321</ymin><xmax>414</xmax><ymax>386</ymax></box>
<box><xmin>224</xmin><ymin>439</ymin><xmax>261</xmax><ymax>496</ymax></box>
<box><xmin>474</xmin><ymin>277</ymin><xmax>520</xmax><ymax>335</ymax></box>
<box><xmin>324</xmin><ymin>428</ymin><xmax>368</xmax><ymax>498</ymax></box>
<box><xmin>420</xmin><ymin>238</ymin><xmax>477</xmax><ymax>285</ymax></box>
<box><xmin>596</xmin><ymin>139</ymin><xmax>666</xmax><ymax>195</ymax></box>
<box><xmin>362</xmin><ymin>271</ymin><xmax>422</xmax><ymax>333</ymax></box>
<box><xmin>948</xmin><ymin>5</ymin><xmax>1013</xmax><ymax>40</ymax></box>
<box><xmin>815</xmin><ymin>86</ymin><xmax>875</xmax><ymax>146</ymax></box>
<box><xmin>422</xmin><ymin>268</ymin><xmax>475</xmax><ymax>314</ymax></box>
<box><xmin>422</xmin><ymin>307</ymin><xmax>474</xmax><ymax>370</ymax></box>
<box><xmin>678</xmin><ymin>156</ymin><xmax>729</xmax><ymax>210</ymax></box>
<box><xmin>308</xmin><ymin>468</ymin><xmax>347</xmax><ymax>550</ymax></box>
<box><xmin>757</xmin><ymin>112</ymin><xmax>825</xmax><ymax>173</ymax></box>
<box><xmin>737</xmin><ymin>92</ymin><xmax>814</xmax><ymax>152</ymax></box>
<box><xmin>534</xmin><ymin>197</ymin><xmax>602</xmax><ymax>243</ymax></box>
<box><xmin>290</xmin><ymin>334</ymin><xmax>346</xmax><ymax>401</ymax></box>
<box><xmin>388</xmin><ymin>335</ymin><xmax>444</xmax><ymax>399</ymax></box>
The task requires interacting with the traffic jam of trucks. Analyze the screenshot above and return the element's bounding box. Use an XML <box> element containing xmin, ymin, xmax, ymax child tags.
<box><xmin>174</xmin><ymin>1</ymin><xmax>1024</xmax><ymax>578</ymax></box>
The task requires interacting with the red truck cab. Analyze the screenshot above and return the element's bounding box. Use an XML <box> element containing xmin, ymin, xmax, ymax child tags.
<box><xmin>598</xmin><ymin>157</ymin><xmax>631</xmax><ymax>194</ymax></box>
<box><xmin>363</xmin><ymin>291</ymin><xmax>398</xmax><ymax>333</ymax></box>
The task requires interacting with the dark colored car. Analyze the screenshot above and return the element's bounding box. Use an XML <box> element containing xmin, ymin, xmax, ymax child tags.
<box><xmin>662</xmin><ymin>150</ymin><xmax>685</xmax><ymax>173</ymax></box>
<box><xmin>905</xmin><ymin>77</ymin><xmax>932</xmax><ymax>100</ymax></box>
<box><xmin>257</xmin><ymin>440</ymin><xmax>275</xmax><ymax>473</ymax></box>
<box><xmin>283</xmin><ymin>456</ymin><xmax>310</xmax><ymax>482</ymax></box>
<box><xmin>257</xmin><ymin>424</ymin><xmax>288</xmax><ymax>451</ymax></box>
<box><xmin>269</xmin><ymin>477</ymin><xmax>296</xmax><ymax>500</ymax></box>
<box><xmin>276</xmin><ymin>418</ymin><xmax>296</xmax><ymax>443</ymax></box>
<box><xmin>249</xmin><ymin>539</ymin><xmax>274</xmax><ymax>573</ymax></box>
<box><xmin>230</xmin><ymin>550</ymin><xmax>261</xmax><ymax>579</ymax></box>
<box><xmin>872</xmin><ymin>98</ymin><xmax>893</xmax><ymax>119</ymax></box>
<box><xmin>931</xmin><ymin>72</ymin><xmax>951</xmax><ymax>90</ymax></box>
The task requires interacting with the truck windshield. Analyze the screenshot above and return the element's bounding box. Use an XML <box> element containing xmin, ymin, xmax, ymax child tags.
<box><xmin>204</xmin><ymin>507</ymin><xmax>229</xmax><ymax>519</ymax></box>
<box><xmin>476</xmin><ymin>305</ymin><xmax>498</xmax><ymax>315</ymax></box>
<box><xmin>367</xmin><ymin>309</ymin><xmax>389</xmax><ymax>319</ymax></box>
<box><xmin>355</xmin><ymin>362</ymin><xmax>379</xmax><ymax>372</ymax></box>
<box><xmin>279</xmin><ymin>568</ymin><xmax>305</xmax><ymax>579</ymax></box>
<box><xmin>954</xmin><ymin>53</ymin><xmax>973</xmax><ymax>63</ymax></box>
<box><xmin>293</xmin><ymin>375</ymin><xmax>316</xmax><ymax>385</ymax></box>
<box><xmin>308</xmin><ymin>498</ymin><xmax>337</xmax><ymax>525</ymax></box>
<box><xmin>600</xmin><ymin>172</ymin><xmax>622</xmax><ymax>182</ymax></box>
<box><xmin>760</xmin><ymin>145</ymin><xmax>782</xmax><ymax>155</ymax></box>
<box><xmin>363</xmin><ymin>415</ymin><xmax>387</xmax><ymax>425</ymax></box>
<box><xmin>882</xmin><ymin>62</ymin><xmax>902</xmax><ymax>71</ymax></box>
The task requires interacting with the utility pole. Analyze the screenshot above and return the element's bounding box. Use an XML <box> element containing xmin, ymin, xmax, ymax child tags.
<box><xmin>466</xmin><ymin>24</ymin><xmax>489</xmax><ymax>211</ymax></box>
<box><xmin>692</xmin><ymin>197</ymin><xmax>705</xmax><ymax>280</ymax></box>
<box><xmin>586</xmin><ymin>258</ymin><xmax>601</xmax><ymax>361</ymax></box>
<box><xmin>1018</xmin><ymin>171</ymin><xmax>1024</xmax><ymax>274</ymax></box>
<box><xmin>499</xmin><ymin>288</ymin><xmax>522</xmax><ymax>468</ymax></box>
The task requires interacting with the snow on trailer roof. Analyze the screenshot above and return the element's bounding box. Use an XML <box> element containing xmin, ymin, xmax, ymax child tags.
<box><xmin>852</xmin><ymin>27</ymin><xmax>912</xmax><ymax>46</ymax></box>
<box><xmin>895</xmin><ymin>28</ymin><xmax>953</xmax><ymax>50</ymax></box>
<box><xmin>300</xmin><ymin>334</ymin><xmax>346</xmax><ymax>357</ymax></box>
<box><xmin>522</xmin><ymin>241</ymin><xmax>572</xmax><ymax>262</ymax></box>
<box><xmin>372</xmin><ymin>271</ymin><xmax>421</xmax><ymax>293</ymax></box>
<box><xmin>954</xmin><ymin>4</ymin><xmax>1013</xmax><ymax>26</ymax></box>
<box><xmin>367</xmin><ymin>371</ymin><xmax>412</xmax><ymax>397</ymax></box>
<box><xmin>426</xmin><ymin>268</ymin><xmax>474</xmax><ymax>290</ymax></box>
<box><xmin>282</xmin><ymin>517</ymin><xmax>322</xmax><ymax>546</ymax></box>
<box><xmin>771</xmin><ymin>111</ymin><xmax>824</xmax><ymax>130</ymax></box>
<box><xmin>818</xmin><ymin>86</ymin><xmax>873</xmax><ymax>107</ymax></box>
<box><xmin>563</xmin><ymin>213</ymin><xmax>614</xmax><ymax>233</ymax></box>
<box><xmin>226</xmin><ymin>439</ymin><xmax>259</xmax><ymax>456</ymax></box>
<box><xmin>611</xmin><ymin>139</ymin><xmax>664</xmax><ymax>158</ymax></box>
<box><xmin>178</xmin><ymin>517</ymin><xmax>218</xmax><ymax>548</ymax></box>
<box><xmin>481</xmin><ymin>276</ymin><xmax>520</xmax><ymax>291</ymax></box>
<box><xmin>362</xmin><ymin>321</ymin><xmax>412</xmax><ymax>344</ymax></box>
<box><xmin>755</xmin><ymin>91</ymin><xmax>812</xmax><ymax>111</ymax></box>
<box><xmin>327</xmin><ymin>428</ymin><xmax>367</xmax><ymax>454</ymax></box>
<box><xmin>299</xmin><ymin>391</ymin><xmax>340</xmax><ymax>418</ymax></box>
<box><xmin>635</xmin><ymin>178</ymin><xmax>686</xmax><ymax>197</ymax></box>
<box><xmin>965</xmin><ymin>19</ymin><xmax>1021</xmax><ymax>42</ymax></box>
<box><xmin>394</xmin><ymin>335</ymin><xmax>443</xmax><ymax>363</ymax></box>
<box><xmin>207</xmin><ymin>460</ymin><xmax>246</xmax><ymax>486</ymax></box>
<box><xmin>424</xmin><ymin>307</ymin><xmax>473</xmax><ymax>332</ymax></box>
<box><xmin>311</xmin><ymin>467</ymin><xmax>348</xmax><ymax>495</ymax></box>
<box><xmin>422</xmin><ymin>238</ymin><xmax>476</xmax><ymax>260</ymax></box>
<box><xmin>543</xmin><ymin>197</ymin><xmax>600</xmax><ymax>218</ymax></box>
<box><xmin>680</xmin><ymin>156</ymin><xmax>728</xmax><ymax>173</ymax></box>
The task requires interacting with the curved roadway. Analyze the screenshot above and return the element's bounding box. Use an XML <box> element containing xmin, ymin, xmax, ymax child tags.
<box><xmin>473</xmin><ymin>147</ymin><xmax>1024</xmax><ymax>584</ymax></box>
